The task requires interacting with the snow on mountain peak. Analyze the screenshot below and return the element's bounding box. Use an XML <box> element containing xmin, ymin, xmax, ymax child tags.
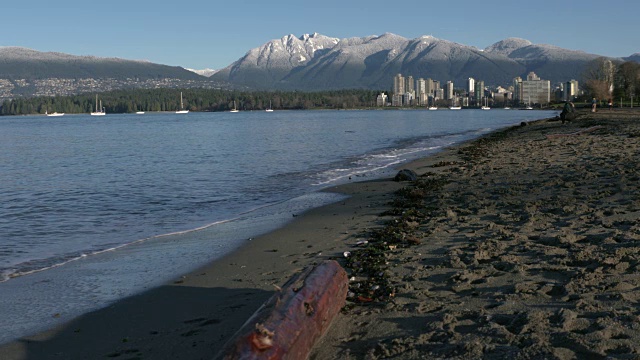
<box><xmin>185</xmin><ymin>68</ymin><xmax>218</xmax><ymax>77</ymax></box>
<box><xmin>243</xmin><ymin>33</ymin><xmax>341</xmax><ymax>68</ymax></box>
<box><xmin>485</xmin><ymin>38</ymin><xmax>533</xmax><ymax>56</ymax></box>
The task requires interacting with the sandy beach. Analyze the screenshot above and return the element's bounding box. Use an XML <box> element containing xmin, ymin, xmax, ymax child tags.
<box><xmin>2</xmin><ymin>108</ymin><xmax>640</xmax><ymax>359</ymax></box>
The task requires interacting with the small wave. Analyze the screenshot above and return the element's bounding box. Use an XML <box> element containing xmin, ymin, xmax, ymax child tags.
<box><xmin>312</xmin><ymin>160</ymin><xmax>403</xmax><ymax>186</ymax></box>
<box><xmin>371</xmin><ymin>154</ymin><xmax>399</xmax><ymax>159</ymax></box>
<box><xmin>311</xmin><ymin>142</ymin><xmax>446</xmax><ymax>187</ymax></box>
<box><xmin>0</xmin><ymin>194</ymin><xmax>338</xmax><ymax>283</ymax></box>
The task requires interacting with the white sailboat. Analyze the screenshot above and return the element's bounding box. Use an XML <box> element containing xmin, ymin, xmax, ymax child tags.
<box><xmin>176</xmin><ymin>92</ymin><xmax>189</xmax><ymax>114</ymax></box>
<box><xmin>449</xmin><ymin>96</ymin><xmax>461</xmax><ymax>110</ymax></box>
<box><xmin>525</xmin><ymin>96</ymin><xmax>533</xmax><ymax>110</ymax></box>
<box><xmin>265</xmin><ymin>100</ymin><xmax>274</xmax><ymax>112</ymax></box>
<box><xmin>91</xmin><ymin>95</ymin><xmax>106</xmax><ymax>116</ymax></box>
<box><xmin>230</xmin><ymin>101</ymin><xmax>239</xmax><ymax>113</ymax></box>
<box><xmin>428</xmin><ymin>98</ymin><xmax>437</xmax><ymax>110</ymax></box>
<box><xmin>481</xmin><ymin>97</ymin><xmax>490</xmax><ymax>110</ymax></box>
<box><xmin>45</xmin><ymin>111</ymin><xmax>64</xmax><ymax>117</ymax></box>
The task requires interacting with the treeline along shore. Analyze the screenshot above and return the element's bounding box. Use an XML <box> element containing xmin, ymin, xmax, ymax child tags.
<box><xmin>0</xmin><ymin>88</ymin><xmax>384</xmax><ymax>115</ymax></box>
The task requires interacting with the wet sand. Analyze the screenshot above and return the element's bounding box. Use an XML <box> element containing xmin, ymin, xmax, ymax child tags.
<box><xmin>2</xmin><ymin>108</ymin><xmax>640</xmax><ymax>359</ymax></box>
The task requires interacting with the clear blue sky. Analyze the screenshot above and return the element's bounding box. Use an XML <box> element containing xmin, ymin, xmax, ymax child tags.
<box><xmin>2</xmin><ymin>0</ymin><xmax>638</xmax><ymax>70</ymax></box>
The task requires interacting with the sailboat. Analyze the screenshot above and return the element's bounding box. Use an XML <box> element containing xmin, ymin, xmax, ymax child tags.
<box><xmin>525</xmin><ymin>96</ymin><xmax>533</xmax><ymax>110</ymax></box>
<box><xmin>91</xmin><ymin>95</ymin><xmax>106</xmax><ymax>116</ymax></box>
<box><xmin>176</xmin><ymin>92</ymin><xmax>189</xmax><ymax>114</ymax></box>
<box><xmin>265</xmin><ymin>100</ymin><xmax>274</xmax><ymax>112</ymax></box>
<box><xmin>449</xmin><ymin>96</ymin><xmax>461</xmax><ymax>110</ymax></box>
<box><xmin>481</xmin><ymin>97</ymin><xmax>491</xmax><ymax>110</ymax></box>
<box><xmin>230</xmin><ymin>101</ymin><xmax>239</xmax><ymax>113</ymax></box>
<box><xmin>428</xmin><ymin>98</ymin><xmax>437</xmax><ymax>110</ymax></box>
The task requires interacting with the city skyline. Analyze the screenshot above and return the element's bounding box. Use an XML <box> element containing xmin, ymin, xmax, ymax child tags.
<box><xmin>1</xmin><ymin>0</ymin><xmax>638</xmax><ymax>71</ymax></box>
<box><xmin>388</xmin><ymin>71</ymin><xmax>567</xmax><ymax>107</ymax></box>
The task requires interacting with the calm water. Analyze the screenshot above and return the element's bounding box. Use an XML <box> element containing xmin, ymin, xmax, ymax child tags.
<box><xmin>0</xmin><ymin>109</ymin><xmax>556</xmax><ymax>343</ymax></box>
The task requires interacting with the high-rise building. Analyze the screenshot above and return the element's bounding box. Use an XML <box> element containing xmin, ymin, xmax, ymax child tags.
<box><xmin>517</xmin><ymin>72</ymin><xmax>550</xmax><ymax>105</ymax></box>
<box><xmin>467</xmin><ymin>78</ymin><xmax>475</xmax><ymax>97</ymax></box>
<box><xmin>405</xmin><ymin>76</ymin><xmax>415</xmax><ymax>97</ymax></box>
<box><xmin>425</xmin><ymin>78</ymin><xmax>435</xmax><ymax>97</ymax></box>
<box><xmin>564</xmin><ymin>79</ymin><xmax>579</xmax><ymax>101</ymax></box>
<box><xmin>513</xmin><ymin>77</ymin><xmax>523</xmax><ymax>104</ymax></box>
<box><xmin>475</xmin><ymin>80</ymin><xmax>485</xmax><ymax>103</ymax></box>
<box><xmin>445</xmin><ymin>81</ymin><xmax>454</xmax><ymax>100</ymax></box>
<box><xmin>526</xmin><ymin>72</ymin><xmax>540</xmax><ymax>81</ymax></box>
<box><xmin>393</xmin><ymin>74</ymin><xmax>405</xmax><ymax>106</ymax></box>
<box><xmin>403</xmin><ymin>92</ymin><xmax>415</xmax><ymax>106</ymax></box>
<box><xmin>416</xmin><ymin>78</ymin><xmax>428</xmax><ymax>106</ymax></box>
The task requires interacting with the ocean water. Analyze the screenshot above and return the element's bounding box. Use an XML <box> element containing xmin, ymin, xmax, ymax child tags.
<box><xmin>0</xmin><ymin>109</ymin><xmax>557</xmax><ymax>344</ymax></box>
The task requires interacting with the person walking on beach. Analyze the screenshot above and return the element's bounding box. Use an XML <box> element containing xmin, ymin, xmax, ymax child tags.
<box><xmin>592</xmin><ymin>97</ymin><xmax>597</xmax><ymax>112</ymax></box>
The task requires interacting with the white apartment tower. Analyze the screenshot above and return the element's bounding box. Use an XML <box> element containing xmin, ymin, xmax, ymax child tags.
<box><xmin>416</xmin><ymin>78</ymin><xmax>428</xmax><ymax>106</ymax></box>
<box><xmin>393</xmin><ymin>74</ymin><xmax>405</xmax><ymax>95</ymax></box>
<box><xmin>405</xmin><ymin>75</ymin><xmax>415</xmax><ymax>96</ymax></box>
<box><xmin>467</xmin><ymin>78</ymin><xmax>475</xmax><ymax>97</ymax></box>
<box><xmin>445</xmin><ymin>81</ymin><xmax>454</xmax><ymax>100</ymax></box>
<box><xmin>425</xmin><ymin>78</ymin><xmax>435</xmax><ymax>97</ymax></box>
<box><xmin>393</xmin><ymin>74</ymin><xmax>405</xmax><ymax>106</ymax></box>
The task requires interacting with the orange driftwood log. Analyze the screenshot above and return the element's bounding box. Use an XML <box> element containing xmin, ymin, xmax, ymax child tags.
<box><xmin>220</xmin><ymin>260</ymin><xmax>348</xmax><ymax>360</ymax></box>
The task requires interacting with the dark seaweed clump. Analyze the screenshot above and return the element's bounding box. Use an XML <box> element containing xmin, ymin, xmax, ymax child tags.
<box><xmin>342</xmin><ymin>175</ymin><xmax>447</xmax><ymax>306</ymax></box>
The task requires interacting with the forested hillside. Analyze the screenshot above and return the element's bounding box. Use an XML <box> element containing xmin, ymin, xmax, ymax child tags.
<box><xmin>0</xmin><ymin>88</ymin><xmax>384</xmax><ymax>115</ymax></box>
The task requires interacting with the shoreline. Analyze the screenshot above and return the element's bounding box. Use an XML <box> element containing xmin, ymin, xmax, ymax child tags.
<box><xmin>0</xmin><ymin>166</ymin><xmax>408</xmax><ymax>359</ymax></box>
<box><xmin>3</xmin><ymin>109</ymin><xmax>639</xmax><ymax>359</ymax></box>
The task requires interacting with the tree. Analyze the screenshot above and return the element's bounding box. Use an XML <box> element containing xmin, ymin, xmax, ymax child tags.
<box><xmin>583</xmin><ymin>58</ymin><xmax>617</xmax><ymax>101</ymax></box>
<box><xmin>615</xmin><ymin>61</ymin><xmax>640</xmax><ymax>101</ymax></box>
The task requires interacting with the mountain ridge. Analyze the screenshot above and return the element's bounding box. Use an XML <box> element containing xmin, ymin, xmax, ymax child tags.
<box><xmin>0</xmin><ymin>46</ymin><xmax>204</xmax><ymax>81</ymax></box>
<box><xmin>1</xmin><ymin>35</ymin><xmax>638</xmax><ymax>98</ymax></box>
<box><xmin>211</xmin><ymin>33</ymin><xmax>635</xmax><ymax>91</ymax></box>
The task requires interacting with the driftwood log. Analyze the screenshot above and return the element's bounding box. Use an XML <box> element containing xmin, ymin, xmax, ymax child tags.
<box><xmin>219</xmin><ymin>260</ymin><xmax>348</xmax><ymax>360</ymax></box>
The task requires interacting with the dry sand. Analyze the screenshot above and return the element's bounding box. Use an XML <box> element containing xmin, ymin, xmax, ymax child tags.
<box><xmin>1</xmin><ymin>108</ymin><xmax>639</xmax><ymax>359</ymax></box>
<box><xmin>312</xmin><ymin>109</ymin><xmax>640</xmax><ymax>360</ymax></box>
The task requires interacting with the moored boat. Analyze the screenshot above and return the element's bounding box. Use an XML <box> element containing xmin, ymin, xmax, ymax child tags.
<box><xmin>230</xmin><ymin>100</ymin><xmax>239</xmax><ymax>113</ymax></box>
<box><xmin>90</xmin><ymin>95</ymin><xmax>106</xmax><ymax>116</ymax></box>
<box><xmin>176</xmin><ymin>92</ymin><xmax>189</xmax><ymax>114</ymax></box>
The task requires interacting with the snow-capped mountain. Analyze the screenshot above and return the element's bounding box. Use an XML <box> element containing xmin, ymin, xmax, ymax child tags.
<box><xmin>213</xmin><ymin>33</ymin><xmax>340</xmax><ymax>88</ymax></box>
<box><xmin>483</xmin><ymin>38</ymin><xmax>534</xmax><ymax>57</ymax></box>
<box><xmin>484</xmin><ymin>39</ymin><xmax>603</xmax><ymax>82</ymax></box>
<box><xmin>624</xmin><ymin>53</ymin><xmax>640</xmax><ymax>63</ymax></box>
<box><xmin>186</xmin><ymin>68</ymin><xmax>218</xmax><ymax>77</ymax></box>
<box><xmin>212</xmin><ymin>33</ymin><xmax>630</xmax><ymax>90</ymax></box>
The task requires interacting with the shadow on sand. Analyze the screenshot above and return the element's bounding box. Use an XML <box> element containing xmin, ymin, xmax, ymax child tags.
<box><xmin>0</xmin><ymin>284</ymin><xmax>271</xmax><ymax>360</ymax></box>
